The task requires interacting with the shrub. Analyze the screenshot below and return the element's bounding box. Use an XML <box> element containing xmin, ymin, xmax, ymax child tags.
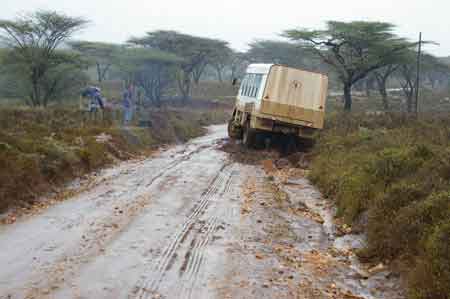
<box><xmin>409</xmin><ymin>220</ymin><xmax>450</xmax><ymax>299</ymax></box>
<box><xmin>0</xmin><ymin>105</ymin><xmax>229</xmax><ymax>212</ymax></box>
<box><xmin>309</xmin><ymin>112</ymin><xmax>450</xmax><ymax>298</ymax></box>
<box><xmin>369</xmin><ymin>146</ymin><xmax>432</xmax><ymax>189</ymax></box>
<box><xmin>395</xmin><ymin>192</ymin><xmax>450</xmax><ymax>253</ymax></box>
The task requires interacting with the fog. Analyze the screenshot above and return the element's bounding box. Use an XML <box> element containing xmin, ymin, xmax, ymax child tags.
<box><xmin>2</xmin><ymin>0</ymin><xmax>448</xmax><ymax>56</ymax></box>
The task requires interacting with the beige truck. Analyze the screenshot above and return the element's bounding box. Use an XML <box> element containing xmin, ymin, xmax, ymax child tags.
<box><xmin>228</xmin><ymin>64</ymin><xmax>329</xmax><ymax>147</ymax></box>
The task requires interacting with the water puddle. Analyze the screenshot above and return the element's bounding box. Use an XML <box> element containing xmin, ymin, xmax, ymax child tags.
<box><xmin>282</xmin><ymin>176</ymin><xmax>404</xmax><ymax>299</ymax></box>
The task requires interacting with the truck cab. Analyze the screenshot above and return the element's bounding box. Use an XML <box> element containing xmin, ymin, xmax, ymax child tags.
<box><xmin>228</xmin><ymin>64</ymin><xmax>329</xmax><ymax>147</ymax></box>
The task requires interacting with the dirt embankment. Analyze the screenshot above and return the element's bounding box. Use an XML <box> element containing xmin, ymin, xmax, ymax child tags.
<box><xmin>0</xmin><ymin>105</ymin><xmax>230</xmax><ymax>220</ymax></box>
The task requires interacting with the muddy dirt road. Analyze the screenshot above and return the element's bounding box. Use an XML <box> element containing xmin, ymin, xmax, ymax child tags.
<box><xmin>0</xmin><ymin>125</ymin><xmax>403</xmax><ymax>299</ymax></box>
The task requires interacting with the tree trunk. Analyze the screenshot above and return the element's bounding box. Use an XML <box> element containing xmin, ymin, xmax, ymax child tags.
<box><xmin>430</xmin><ymin>79</ymin><xmax>435</xmax><ymax>89</ymax></box>
<box><xmin>30</xmin><ymin>69</ymin><xmax>42</xmax><ymax>106</ymax></box>
<box><xmin>406</xmin><ymin>93</ymin><xmax>413</xmax><ymax>113</ymax></box>
<box><xmin>192</xmin><ymin>63</ymin><xmax>206</xmax><ymax>85</ymax></box>
<box><xmin>217</xmin><ymin>69</ymin><xmax>223</xmax><ymax>82</ymax></box>
<box><xmin>96</xmin><ymin>63</ymin><xmax>102</xmax><ymax>83</ymax></box>
<box><xmin>376</xmin><ymin>77</ymin><xmax>389</xmax><ymax>110</ymax></box>
<box><xmin>183</xmin><ymin>80</ymin><xmax>191</xmax><ymax>102</ymax></box>
<box><xmin>365</xmin><ymin>77</ymin><xmax>376</xmax><ymax>98</ymax></box>
<box><xmin>230</xmin><ymin>67</ymin><xmax>236</xmax><ymax>81</ymax></box>
<box><xmin>155</xmin><ymin>74</ymin><xmax>162</xmax><ymax>107</ymax></box>
<box><xmin>365</xmin><ymin>81</ymin><xmax>371</xmax><ymax>98</ymax></box>
<box><xmin>381</xmin><ymin>89</ymin><xmax>389</xmax><ymax>110</ymax></box>
<box><xmin>100</xmin><ymin>64</ymin><xmax>111</xmax><ymax>83</ymax></box>
<box><xmin>193</xmin><ymin>73</ymin><xmax>200</xmax><ymax>85</ymax></box>
<box><xmin>31</xmin><ymin>80</ymin><xmax>41</xmax><ymax>107</ymax></box>
<box><xmin>177</xmin><ymin>71</ymin><xmax>191</xmax><ymax>103</ymax></box>
<box><xmin>401</xmin><ymin>82</ymin><xmax>414</xmax><ymax>113</ymax></box>
<box><xmin>343</xmin><ymin>83</ymin><xmax>352</xmax><ymax>111</ymax></box>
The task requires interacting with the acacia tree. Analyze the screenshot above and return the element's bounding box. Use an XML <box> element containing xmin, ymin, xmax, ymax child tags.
<box><xmin>0</xmin><ymin>11</ymin><xmax>88</xmax><ymax>106</ymax></box>
<box><xmin>189</xmin><ymin>38</ymin><xmax>230</xmax><ymax>85</ymax></box>
<box><xmin>69</xmin><ymin>41</ymin><xmax>119</xmax><ymax>82</ymax></box>
<box><xmin>423</xmin><ymin>56</ymin><xmax>450</xmax><ymax>89</ymax></box>
<box><xmin>118</xmin><ymin>47</ymin><xmax>182</xmax><ymax>106</ymax></box>
<box><xmin>191</xmin><ymin>59</ymin><xmax>208</xmax><ymax>84</ymax></box>
<box><xmin>129</xmin><ymin>30</ymin><xmax>229</xmax><ymax>101</ymax></box>
<box><xmin>373</xmin><ymin>65</ymin><xmax>400</xmax><ymax>110</ymax></box>
<box><xmin>229</xmin><ymin>51</ymin><xmax>249</xmax><ymax>80</ymax></box>
<box><xmin>364</xmin><ymin>76</ymin><xmax>377</xmax><ymax>97</ymax></box>
<box><xmin>208</xmin><ymin>46</ymin><xmax>233</xmax><ymax>82</ymax></box>
<box><xmin>284</xmin><ymin>21</ymin><xmax>415</xmax><ymax>110</ymax></box>
<box><xmin>368</xmin><ymin>49</ymin><xmax>441</xmax><ymax>111</ymax></box>
<box><xmin>247</xmin><ymin>40</ymin><xmax>321</xmax><ymax>71</ymax></box>
<box><xmin>396</xmin><ymin>53</ymin><xmax>444</xmax><ymax>113</ymax></box>
<box><xmin>1</xmin><ymin>49</ymin><xmax>89</xmax><ymax>106</ymax></box>
<box><xmin>399</xmin><ymin>63</ymin><xmax>417</xmax><ymax>112</ymax></box>
<box><xmin>0</xmin><ymin>49</ymin><xmax>16</xmax><ymax>99</ymax></box>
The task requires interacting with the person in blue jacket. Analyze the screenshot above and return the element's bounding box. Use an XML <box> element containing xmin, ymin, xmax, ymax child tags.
<box><xmin>80</xmin><ymin>86</ymin><xmax>104</xmax><ymax>122</ymax></box>
<box><xmin>122</xmin><ymin>84</ymin><xmax>134</xmax><ymax>125</ymax></box>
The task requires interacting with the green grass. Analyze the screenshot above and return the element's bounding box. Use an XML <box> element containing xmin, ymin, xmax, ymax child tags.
<box><xmin>309</xmin><ymin>112</ymin><xmax>450</xmax><ymax>299</ymax></box>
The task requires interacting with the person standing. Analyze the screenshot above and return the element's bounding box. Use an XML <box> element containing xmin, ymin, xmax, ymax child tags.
<box><xmin>122</xmin><ymin>84</ymin><xmax>134</xmax><ymax>125</ymax></box>
<box><xmin>81</xmin><ymin>86</ymin><xmax>104</xmax><ymax>123</ymax></box>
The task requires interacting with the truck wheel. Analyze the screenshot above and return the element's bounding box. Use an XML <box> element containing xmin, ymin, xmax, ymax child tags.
<box><xmin>242</xmin><ymin>121</ymin><xmax>256</xmax><ymax>148</ymax></box>
<box><xmin>285</xmin><ymin>135</ymin><xmax>298</xmax><ymax>154</ymax></box>
<box><xmin>256</xmin><ymin>132</ymin><xmax>271</xmax><ymax>150</ymax></box>
<box><xmin>227</xmin><ymin>120</ymin><xmax>241</xmax><ymax>139</ymax></box>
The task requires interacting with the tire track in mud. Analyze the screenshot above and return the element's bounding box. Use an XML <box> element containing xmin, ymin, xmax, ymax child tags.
<box><xmin>131</xmin><ymin>163</ymin><xmax>235</xmax><ymax>299</ymax></box>
<box><xmin>221</xmin><ymin>169</ymin><xmax>238</xmax><ymax>196</ymax></box>
<box><xmin>177</xmin><ymin>169</ymin><xmax>241</xmax><ymax>299</ymax></box>
<box><xmin>180</xmin><ymin>217</ymin><xmax>220</xmax><ymax>299</ymax></box>
<box><xmin>144</xmin><ymin>145</ymin><xmax>210</xmax><ymax>188</ymax></box>
<box><xmin>20</xmin><ymin>144</ymin><xmax>212</xmax><ymax>299</ymax></box>
<box><xmin>22</xmin><ymin>193</ymin><xmax>153</xmax><ymax>299</ymax></box>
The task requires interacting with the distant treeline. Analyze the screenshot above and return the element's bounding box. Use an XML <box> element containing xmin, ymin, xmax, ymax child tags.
<box><xmin>0</xmin><ymin>11</ymin><xmax>449</xmax><ymax>111</ymax></box>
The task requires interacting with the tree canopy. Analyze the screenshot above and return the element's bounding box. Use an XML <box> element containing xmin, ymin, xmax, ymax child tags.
<box><xmin>117</xmin><ymin>47</ymin><xmax>182</xmax><ymax>106</ymax></box>
<box><xmin>247</xmin><ymin>40</ymin><xmax>321</xmax><ymax>71</ymax></box>
<box><xmin>0</xmin><ymin>11</ymin><xmax>88</xmax><ymax>106</ymax></box>
<box><xmin>284</xmin><ymin>21</ymin><xmax>417</xmax><ymax>110</ymax></box>
<box><xmin>69</xmin><ymin>41</ymin><xmax>120</xmax><ymax>82</ymax></box>
<box><xmin>129</xmin><ymin>30</ymin><xmax>230</xmax><ymax>100</ymax></box>
<box><xmin>207</xmin><ymin>45</ymin><xmax>233</xmax><ymax>82</ymax></box>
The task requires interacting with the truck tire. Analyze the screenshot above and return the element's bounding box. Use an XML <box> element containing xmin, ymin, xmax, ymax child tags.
<box><xmin>286</xmin><ymin>135</ymin><xmax>298</xmax><ymax>154</ymax></box>
<box><xmin>227</xmin><ymin>120</ymin><xmax>241</xmax><ymax>139</ymax></box>
<box><xmin>242</xmin><ymin>121</ymin><xmax>256</xmax><ymax>148</ymax></box>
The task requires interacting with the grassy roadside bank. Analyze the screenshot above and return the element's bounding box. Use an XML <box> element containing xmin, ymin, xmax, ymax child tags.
<box><xmin>309</xmin><ymin>113</ymin><xmax>450</xmax><ymax>299</ymax></box>
<box><xmin>0</xmin><ymin>105</ymin><xmax>230</xmax><ymax>214</ymax></box>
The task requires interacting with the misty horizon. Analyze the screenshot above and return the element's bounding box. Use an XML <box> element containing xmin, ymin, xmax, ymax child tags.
<box><xmin>2</xmin><ymin>0</ymin><xmax>448</xmax><ymax>57</ymax></box>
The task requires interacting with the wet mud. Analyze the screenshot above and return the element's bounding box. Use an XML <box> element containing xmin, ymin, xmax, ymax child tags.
<box><xmin>0</xmin><ymin>126</ymin><xmax>404</xmax><ymax>299</ymax></box>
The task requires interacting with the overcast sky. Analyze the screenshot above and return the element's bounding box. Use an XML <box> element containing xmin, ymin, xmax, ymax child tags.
<box><xmin>2</xmin><ymin>0</ymin><xmax>449</xmax><ymax>56</ymax></box>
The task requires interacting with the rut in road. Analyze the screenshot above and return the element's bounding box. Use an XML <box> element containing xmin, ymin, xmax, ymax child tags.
<box><xmin>132</xmin><ymin>163</ymin><xmax>236</xmax><ymax>299</ymax></box>
<box><xmin>0</xmin><ymin>126</ymin><xmax>405</xmax><ymax>299</ymax></box>
<box><xmin>176</xmin><ymin>216</ymin><xmax>220</xmax><ymax>299</ymax></box>
<box><xmin>17</xmin><ymin>142</ymin><xmax>213</xmax><ymax>299</ymax></box>
<box><xmin>144</xmin><ymin>144</ymin><xmax>211</xmax><ymax>188</ymax></box>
